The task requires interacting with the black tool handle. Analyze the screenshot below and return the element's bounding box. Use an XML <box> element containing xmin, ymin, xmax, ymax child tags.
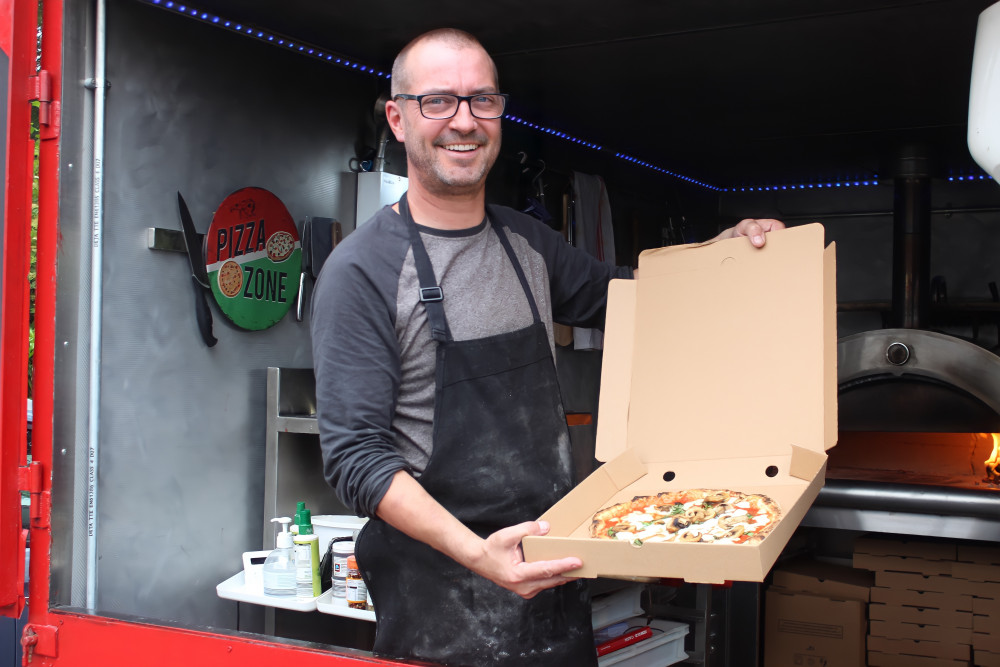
<box><xmin>192</xmin><ymin>275</ymin><xmax>218</xmax><ymax>347</ymax></box>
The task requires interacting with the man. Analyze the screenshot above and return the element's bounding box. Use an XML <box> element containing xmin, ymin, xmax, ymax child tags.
<box><xmin>311</xmin><ymin>28</ymin><xmax>783</xmax><ymax>667</ymax></box>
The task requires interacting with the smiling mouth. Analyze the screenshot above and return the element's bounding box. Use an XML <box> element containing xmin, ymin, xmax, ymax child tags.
<box><xmin>442</xmin><ymin>143</ymin><xmax>479</xmax><ymax>152</ymax></box>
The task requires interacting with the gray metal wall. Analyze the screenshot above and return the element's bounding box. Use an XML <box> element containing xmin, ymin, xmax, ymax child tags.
<box><xmin>51</xmin><ymin>0</ymin><xmax>388</xmax><ymax>629</ymax></box>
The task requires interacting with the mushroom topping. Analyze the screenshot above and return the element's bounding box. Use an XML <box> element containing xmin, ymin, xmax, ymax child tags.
<box><xmin>716</xmin><ymin>515</ymin><xmax>739</xmax><ymax>530</ymax></box>
<box><xmin>704</xmin><ymin>491</ymin><xmax>730</xmax><ymax>503</ymax></box>
<box><xmin>678</xmin><ymin>530</ymin><xmax>703</xmax><ymax>542</ymax></box>
<box><xmin>684</xmin><ymin>507</ymin><xmax>708</xmax><ymax>523</ymax></box>
<box><xmin>721</xmin><ymin>525</ymin><xmax>745</xmax><ymax>540</ymax></box>
<box><xmin>668</xmin><ymin>516</ymin><xmax>691</xmax><ymax>533</ymax></box>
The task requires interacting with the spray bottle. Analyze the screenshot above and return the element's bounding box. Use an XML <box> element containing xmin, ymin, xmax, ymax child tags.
<box><xmin>262</xmin><ymin>517</ymin><xmax>295</xmax><ymax>596</ymax></box>
<box><xmin>293</xmin><ymin>508</ymin><xmax>321</xmax><ymax>599</ymax></box>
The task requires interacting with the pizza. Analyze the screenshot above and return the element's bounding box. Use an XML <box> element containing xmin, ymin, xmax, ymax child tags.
<box><xmin>591</xmin><ymin>488</ymin><xmax>780</xmax><ymax>546</ymax></box>
<box><xmin>218</xmin><ymin>260</ymin><xmax>244</xmax><ymax>297</ymax></box>
<box><xmin>266</xmin><ymin>231</ymin><xmax>295</xmax><ymax>262</ymax></box>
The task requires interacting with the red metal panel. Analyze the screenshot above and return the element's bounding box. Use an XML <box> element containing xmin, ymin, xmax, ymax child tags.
<box><xmin>24</xmin><ymin>610</ymin><xmax>406</xmax><ymax>667</ymax></box>
<box><xmin>0</xmin><ymin>0</ymin><xmax>39</xmax><ymax>619</ymax></box>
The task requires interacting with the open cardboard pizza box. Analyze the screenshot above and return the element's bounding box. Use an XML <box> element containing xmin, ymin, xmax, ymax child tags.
<box><xmin>522</xmin><ymin>223</ymin><xmax>838</xmax><ymax>584</ymax></box>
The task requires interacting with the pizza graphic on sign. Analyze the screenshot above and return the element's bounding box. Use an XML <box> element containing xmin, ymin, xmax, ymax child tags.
<box><xmin>204</xmin><ymin>187</ymin><xmax>302</xmax><ymax>330</ymax></box>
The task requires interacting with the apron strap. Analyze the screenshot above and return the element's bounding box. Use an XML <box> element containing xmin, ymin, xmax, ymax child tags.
<box><xmin>399</xmin><ymin>193</ymin><xmax>452</xmax><ymax>342</ymax></box>
<box><xmin>487</xmin><ymin>205</ymin><xmax>543</xmax><ymax>324</ymax></box>
<box><xmin>399</xmin><ymin>194</ymin><xmax>545</xmax><ymax>339</ymax></box>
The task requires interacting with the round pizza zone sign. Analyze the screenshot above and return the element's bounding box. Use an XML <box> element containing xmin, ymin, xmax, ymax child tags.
<box><xmin>204</xmin><ymin>187</ymin><xmax>302</xmax><ymax>330</ymax></box>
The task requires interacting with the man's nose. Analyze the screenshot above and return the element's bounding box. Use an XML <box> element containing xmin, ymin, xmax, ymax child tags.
<box><xmin>448</xmin><ymin>99</ymin><xmax>478</xmax><ymax>131</ymax></box>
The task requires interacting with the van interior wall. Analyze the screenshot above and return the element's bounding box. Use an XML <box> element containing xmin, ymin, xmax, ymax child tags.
<box><xmin>55</xmin><ymin>0</ymin><xmax>377</xmax><ymax>632</ymax></box>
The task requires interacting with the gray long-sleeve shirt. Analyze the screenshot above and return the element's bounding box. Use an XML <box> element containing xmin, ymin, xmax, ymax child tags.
<box><xmin>310</xmin><ymin>203</ymin><xmax>632</xmax><ymax>518</ymax></box>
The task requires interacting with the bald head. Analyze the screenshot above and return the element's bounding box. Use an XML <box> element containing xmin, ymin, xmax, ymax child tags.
<box><xmin>390</xmin><ymin>29</ymin><xmax>499</xmax><ymax>97</ymax></box>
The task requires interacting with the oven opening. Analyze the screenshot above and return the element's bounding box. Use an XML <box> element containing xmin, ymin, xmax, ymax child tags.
<box><xmin>828</xmin><ymin>431</ymin><xmax>1000</xmax><ymax>491</ymax></box>
<box><xmin>833</xmin><ymin>370</ymin><xmax>1000</xmax><ymax>491</ymax></box>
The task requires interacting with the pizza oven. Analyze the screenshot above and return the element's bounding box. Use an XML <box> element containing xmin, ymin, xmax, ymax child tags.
<box><xmin>804</xmin><ymin>154</ymin><xmax>1000</xmax><ymax>541</ymax></box>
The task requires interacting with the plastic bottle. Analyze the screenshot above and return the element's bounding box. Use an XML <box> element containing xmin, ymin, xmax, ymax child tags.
<box><xmin>331</xmin><ymin>541</ymin><xmax>355</xmax><ymax>597</ymax></box>
<box><xmin>262</xmin><ymin>517</ymin><xmax>296</xmax><ymax>596</ymax></box>
<box><xmin>293</xmin><ymin>508</ymin><xmax>321</xmax><ymax>599</ymax></box>
<box><xmin>346</xmin><ymin>555</ymin><xmax>367</xmax><ymax>610</ymax></box>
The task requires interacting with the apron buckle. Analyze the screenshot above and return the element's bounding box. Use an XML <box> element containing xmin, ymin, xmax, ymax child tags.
<box><xmin>419</xmin><ymin>286</ymin><xmax>444</xmax><ymax>302</ymax></box>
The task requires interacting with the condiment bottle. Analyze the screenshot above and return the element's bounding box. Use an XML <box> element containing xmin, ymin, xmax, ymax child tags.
<box><xmin>345</xmin><ymin>555</ymin><xmax>367</xmax><ymax>610</ymax></box>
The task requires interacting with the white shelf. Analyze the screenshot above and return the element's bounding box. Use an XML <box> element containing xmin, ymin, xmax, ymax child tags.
<box><xmin>316</xmin><ymin>589</ymin><xmax>376</xmax><ymax>622</ymax></box>
<box><xmin>217</xmin><ymin>571</ymin><xmax>319</xmax><ymax>611</ymax></box>
<box><xmin>217</xmin><ymin>571</ymin><xmax>375</xmax><ymax>622</ymax></box>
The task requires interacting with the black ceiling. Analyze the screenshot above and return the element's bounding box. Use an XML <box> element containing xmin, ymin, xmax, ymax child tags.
<box><xmin>186</xmin><ymin>0</ymin><xmax>994</xmax><ymax>189</ymax></box>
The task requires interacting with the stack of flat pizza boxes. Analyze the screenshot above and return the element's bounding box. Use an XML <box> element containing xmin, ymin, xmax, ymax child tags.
<box><xmin>952</xmin><ymin>545</ymin><xmax>1000</xmax><ymax>667</ymax></box>
<box><xmin>854</xmin><ymin>535</ymin><xmax>974</xmax><ymax>666</ymax></box>
<box><xmin>763</xmin><ymin>559</ymin><xmax>874</xmax><ymax>667</ymax></box>
<box><xmin>522</xmin><ymin>224</ymin><xmax>838</xmax><ymax>584</ymax></box>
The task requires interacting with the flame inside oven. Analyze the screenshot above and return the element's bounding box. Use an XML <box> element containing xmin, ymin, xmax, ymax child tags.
<box><xmin>828</xmin><ymin>432</ymin><xmax>1000</xmax><ymax>490</ymax></box>
<box><xmin>987</xmin><ymin>433</ymin><xmax>1000</xmax><ymax>484</ymax></box>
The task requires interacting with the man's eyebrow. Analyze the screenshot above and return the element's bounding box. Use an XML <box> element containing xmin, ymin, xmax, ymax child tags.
<box><xmin>419</xmin><ymin>87</ymin><xmax>500</xmax><ymax>95</ymax></box>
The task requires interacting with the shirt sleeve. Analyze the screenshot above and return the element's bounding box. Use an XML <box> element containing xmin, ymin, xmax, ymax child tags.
<box><xmin>310</xmin><ymin>221</ymin><xmax>410</xmax><ymax>518</ymax></box>
<box><xmin>505</xmin><ymin>209</ymin><xmax>632</xmax><ymax>329</ymax></box>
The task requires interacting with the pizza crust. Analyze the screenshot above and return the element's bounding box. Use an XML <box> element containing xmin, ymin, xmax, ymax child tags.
<box><xmin>591</xmin><ymin>488</ymin><xmax>781</xmax><ymax>546</ymax></box>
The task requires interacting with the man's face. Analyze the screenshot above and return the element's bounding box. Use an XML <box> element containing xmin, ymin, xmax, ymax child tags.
<box><xmin>387</xmin><ymin>41</ymin><xmax>502</xmax><ymax>198</ymax></box>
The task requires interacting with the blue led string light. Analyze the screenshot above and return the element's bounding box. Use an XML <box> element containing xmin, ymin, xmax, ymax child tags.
<box><xmin>947</xmin><ymin>170</ymin><xmax>993</xmax><ymax>182</ymax></box>
<box><xmin>503</xmin><ymin>115</ymin><xmax>602</xmax><ymax>151</ymax></box>
<box><xmin>614</xmin><ymin>152</ymin><xmax>723</xmax><ymax>191</ymax></box>
<box><xmin>145</xmin><ymin>0</ymin><xmax>391</xmax><ymax>78</ymax></box>
<box><xmin>729</xmin><ymin>178</ymin><xmax>881</xmax><ymax>193</ymax></box>
<box><xmin>139</xmin><ymin>0</ymin><xmax>989</xmax><ymax>193</ymax></box>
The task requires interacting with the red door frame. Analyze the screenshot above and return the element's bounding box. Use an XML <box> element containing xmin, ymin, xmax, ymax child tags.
<box><xmin>3</xmin><ymin>0</ymin><xmax>405</xmax><ymax>662</ymax></box>
<box><xmin>0</xmin><ymin>0</ymin><xmax>39</xmax><ymax>622</ymax></box>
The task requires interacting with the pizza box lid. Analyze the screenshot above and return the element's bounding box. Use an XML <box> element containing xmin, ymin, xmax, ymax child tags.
<box><xmin>522</xmin><ymin>224</ymin><xmax>837</xmax><ymax>583</ymax></box>
<box><xmin>595</xmin><ymin>222</ymin><xmax>837</xmax><ymax>464</ymax></box>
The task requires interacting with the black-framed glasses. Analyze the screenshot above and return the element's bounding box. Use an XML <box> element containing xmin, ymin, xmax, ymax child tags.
<box><xmin>394</xmin><ymin>93</ymin><xmax>509</xmax><ymax>120</ymax></box>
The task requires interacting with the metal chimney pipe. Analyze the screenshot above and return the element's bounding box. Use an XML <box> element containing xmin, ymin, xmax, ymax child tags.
<box><xmin>891</xmin><ymin>151</ymin><xmax>932</xmax><ymax>329</ymax></box>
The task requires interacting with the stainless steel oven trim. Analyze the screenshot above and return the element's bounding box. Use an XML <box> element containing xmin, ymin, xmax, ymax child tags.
<box><xmin>810</xmin><ymin>329</ymin><xmax>1000</xmax><ymax>538</ymax></box>
<box><xmin>838</xmin><ymin>328</ymin><xmax>1000</xmax><ymax>414</ymax></box>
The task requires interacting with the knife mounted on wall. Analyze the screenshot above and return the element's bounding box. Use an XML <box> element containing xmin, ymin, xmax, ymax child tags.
<box><xmin>177</xmin><ymin>192</ymin><xmax>218</xmax><ymax>347</ymax></box>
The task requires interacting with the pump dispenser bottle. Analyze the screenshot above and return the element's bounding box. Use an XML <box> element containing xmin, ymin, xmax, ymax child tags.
<box><xmin>293</xmin><ymin>508</ymin><xmax>322</xmax><ymax>599</ymax></box>
<box><xmin>262</xmin><ymin>517</ymin><xmax>296</xmax><ymax>596</ymax></box>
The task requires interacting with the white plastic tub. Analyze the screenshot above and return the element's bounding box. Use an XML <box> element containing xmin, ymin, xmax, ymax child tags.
<box><xmin>312</xmin><ymin>514</ymin><xmax>367</xmax><ymax>552</ymax></box>
<box><xmin>597</xmin><ymin>617</ymin><xmax>689</xmax><ymax>667</ymax></box>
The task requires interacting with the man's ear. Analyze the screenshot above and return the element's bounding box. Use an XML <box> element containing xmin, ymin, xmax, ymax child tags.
<box><xmin>386</xmin><ymin>100</ymin><xmax>406</xmax><ymax>143</ymax></box>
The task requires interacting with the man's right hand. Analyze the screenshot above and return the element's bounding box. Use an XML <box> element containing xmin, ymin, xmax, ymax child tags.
<box><xmin>377</xmin><ymin>471</ymin><xmax>583</xmax><ymax>600</ymax></box>
<box><xmin>469</xmin><ymin>520</ymin><xmax>583</xmax><ymax>599</ymax></box>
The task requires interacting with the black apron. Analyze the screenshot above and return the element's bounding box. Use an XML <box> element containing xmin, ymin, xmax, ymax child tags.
<box><xmin>354</xmin><ymin>194</ymin><xmax>596</xmax><ymax>667</ymax></box>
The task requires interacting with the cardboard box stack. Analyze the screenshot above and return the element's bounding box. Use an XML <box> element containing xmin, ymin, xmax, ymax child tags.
<box><xmin>764</xmin><ymin>558</ymin><xmax>874</xmax><ymax>667</ymax></box>
<box><xmin>952</xmin><ymin>545</ymin><xmax>1000</xmax><ymax>667</ymax></box>
<box><xmin>854</xmin><ymin>535</ymin><xmax>983</xmax><ymax>667</ymax></box>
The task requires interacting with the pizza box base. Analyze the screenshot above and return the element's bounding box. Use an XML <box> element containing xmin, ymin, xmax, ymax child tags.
<box><xmin>524</xmin><ymin>225</ymin><xmax>837</xmax><ymax>584</ymax></box>
<box><xmin>523</xmin><ymin>447</ymin><xmax>826</xmax><ymax>583</ymax></box>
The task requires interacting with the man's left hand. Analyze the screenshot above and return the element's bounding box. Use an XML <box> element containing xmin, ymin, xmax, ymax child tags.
<box><xmin>715</xmin><ymin>218</ymin><xmax>786</xmax><ymax>247</ymax></box>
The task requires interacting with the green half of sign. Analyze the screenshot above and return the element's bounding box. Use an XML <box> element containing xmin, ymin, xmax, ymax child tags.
<box><xmin>208</xmin><ymin>249</ymin><xmax>302</xmax><ymax>330</ymax></box>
